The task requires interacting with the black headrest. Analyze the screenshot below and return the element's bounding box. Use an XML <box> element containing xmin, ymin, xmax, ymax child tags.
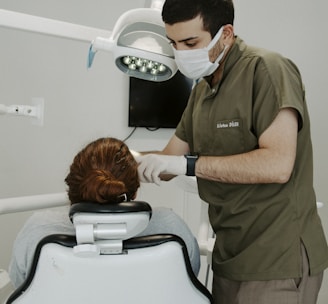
<box><xmin>69</xmin><ymin>201</ymin><xmax>152</xmax><ymax>222</ymax></box>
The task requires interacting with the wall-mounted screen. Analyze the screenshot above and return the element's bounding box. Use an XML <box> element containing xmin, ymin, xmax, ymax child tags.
<box><xmin>128</xmin><ymin>71</ymin><xmax>193</xmax><ymax>129</ymax></box>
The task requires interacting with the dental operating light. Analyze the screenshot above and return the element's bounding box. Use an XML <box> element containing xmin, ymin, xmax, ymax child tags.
<box><xmin>89</xmin><ymin>6</ymin><xmax>177</xmax><ymax>82</ymax></box>
<box><xmin>0</xmin><ymin>0</ymin><xmax>177</xmax><ymax>82</ymax></box>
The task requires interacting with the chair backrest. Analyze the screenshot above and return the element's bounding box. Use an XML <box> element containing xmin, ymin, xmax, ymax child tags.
<box><xmin>6</xmin><ymin>201</ymin><xmax>212</xmax><ymax>304</ymax></box>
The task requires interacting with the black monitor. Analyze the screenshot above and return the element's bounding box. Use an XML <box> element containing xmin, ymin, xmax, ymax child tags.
<box><xmin>128</xmin><ymin>71</ymin><xmax>193</xmax><ymax>129</ymax></box>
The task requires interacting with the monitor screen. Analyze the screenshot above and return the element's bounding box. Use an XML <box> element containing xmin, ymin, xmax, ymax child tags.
<box><xmin>128</xmin><ymin>71</ymin><xmax>193</xmax><ymax>129</ymax></box>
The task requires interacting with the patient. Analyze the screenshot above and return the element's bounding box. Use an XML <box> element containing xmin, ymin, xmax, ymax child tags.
<box><xmin>9</xmin><ymin>137</ymin><xmax>200</xmax><ymax>288</ymax></box>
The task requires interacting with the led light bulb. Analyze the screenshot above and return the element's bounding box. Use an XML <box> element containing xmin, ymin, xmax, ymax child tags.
<box><xmin>147</xmin><ymin>61</ymin><xmax>155</xmax><ymax>69</ymax></box>
<box><xmin>158</xmin><ymin>64</ymin><xmax>166</xmax><ymax>72</ymax></box>
<box><xmin>139</xmin><ymin>65</ymin><xmax>148</xmax><ymax>73</ymax></box>
<box><xmin>128</xmin><ymin>63</ymin><xmax>137</xmax><ymax>70</ymax></box>
<box><xmin>123</xmin><ymin>56</ymin><xmax>132</xmax><ymax>65</ymax></box>
<box><xmin>135</xmin><ymin>58</ymin><xmax>144</xmax><ymax>67</ymax></box>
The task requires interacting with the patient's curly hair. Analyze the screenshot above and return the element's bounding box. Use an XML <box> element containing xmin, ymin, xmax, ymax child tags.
<box><xmin>65</xmin><ymin>137</ymin><xmax>140</xmax><ymax>204</ymax></box>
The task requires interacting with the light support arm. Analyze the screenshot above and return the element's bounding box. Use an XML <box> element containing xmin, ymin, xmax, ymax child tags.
<box><xmin>0</xmin><ymin>9</ymin><xmax>111</xmax><ymax>43</ymax></box>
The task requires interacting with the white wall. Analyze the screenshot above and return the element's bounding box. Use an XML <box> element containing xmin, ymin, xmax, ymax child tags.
<box><xmin>0</xmin><ymin>0</ymin><xmax>327</xmax><ymax>302</ymax></box>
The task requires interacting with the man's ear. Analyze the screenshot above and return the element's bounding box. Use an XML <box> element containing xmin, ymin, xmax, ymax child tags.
<box><xmin>223</xmin><ymin>24</ymin><xmax>234</xmax><ymax>41</ymax></box>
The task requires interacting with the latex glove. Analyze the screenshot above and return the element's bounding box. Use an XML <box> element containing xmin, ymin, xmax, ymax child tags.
<box><xmin>136</xmin><ymin>154</ymin><xmax>186</xmax><ymax>185</ymax></box>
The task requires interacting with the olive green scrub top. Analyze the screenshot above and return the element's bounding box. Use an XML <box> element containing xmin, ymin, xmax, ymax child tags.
<box><xmin>176</xmin><ymin>37</ymin><xmax>328</xmax><ymax>281</ymax></box>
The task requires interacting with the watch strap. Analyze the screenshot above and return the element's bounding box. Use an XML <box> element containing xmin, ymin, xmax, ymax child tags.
<box><xmin>184</xmin><ymin>154</ymin><xmax>199</xmax><ymax>176</ymax></box>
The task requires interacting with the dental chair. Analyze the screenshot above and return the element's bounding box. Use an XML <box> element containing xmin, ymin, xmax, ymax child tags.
<box><xmin>5</xmin><ymin>201</ymin><xmax>212</xmax><ymax>304</ymax></box>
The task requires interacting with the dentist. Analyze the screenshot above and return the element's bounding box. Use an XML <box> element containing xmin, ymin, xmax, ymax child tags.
<box><xmin>136</xmin><ymin>0</ymin><xmax>328</xmax><ymax>303</ymax></box>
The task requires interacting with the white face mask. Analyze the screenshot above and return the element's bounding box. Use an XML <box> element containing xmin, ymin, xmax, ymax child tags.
<box><xmin>173</xmin><ymin>26</ymin><xmax>228</xmax><ymax>79</ymax></box>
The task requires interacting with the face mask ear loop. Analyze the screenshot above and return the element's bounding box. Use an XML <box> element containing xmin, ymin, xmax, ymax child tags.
<box><xmin>214</xmin><ymin>44</ymin><xmax>229</xmax><ymax>65</ymax></box>
<box><xmin>206</xmin><ymin>26</ymin><xmax>224</xmax><ymax>51</ymax></box>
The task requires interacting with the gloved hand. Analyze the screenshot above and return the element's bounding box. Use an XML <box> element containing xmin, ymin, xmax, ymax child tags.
<box><xmin>135</xmin><ymin>154</ymin><xmax>186</xmax><ymax>185</ymax></box>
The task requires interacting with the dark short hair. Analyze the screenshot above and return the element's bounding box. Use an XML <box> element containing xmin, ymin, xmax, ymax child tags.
<box><xmin>162</xmin><ymin>0</ymin><xmax>234</xmax><ymax>37</ymax></box>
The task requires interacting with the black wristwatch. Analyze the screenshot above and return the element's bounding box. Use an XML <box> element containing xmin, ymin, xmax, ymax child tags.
<box><xmin>184</xmin><ymin>153</ymin><xmax>199</xmax><ymax>176</ymax></box>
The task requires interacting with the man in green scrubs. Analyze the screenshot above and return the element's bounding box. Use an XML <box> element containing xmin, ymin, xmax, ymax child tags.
<box><xmin>136</xmin><ymin>0</ymin><xmax>328</xmax><ymax>303</ymax></box>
